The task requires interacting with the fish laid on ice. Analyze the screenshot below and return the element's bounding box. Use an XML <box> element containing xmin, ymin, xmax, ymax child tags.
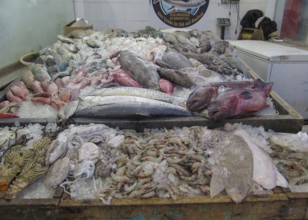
<box><xmin>158</xmin><ymin>68</ymin><xmax>195</xmax><ymax>88</ymax></box>
<box><xmin>209</xmin><ymin>40</ymin><xmax>229</xmax><ymax>56</ymax></box>
<box><xmin>119</xmin><ymin>50</ymin><xmax>160</xmax><ymax>90</ymax></box>
<box><xmin>87</xmin><ymin>86</ymin><xmax>186</xmax><ymax>106</ymax></box>
<box><xmin>208</xmin><ymin>83</ymin><xmax>272</xmax><ymax>120</ymax></box>
<box><xmin>160</xmin><ymin>51</ymin><xmax>193</xmax><ymax>70</ymax></box>
<box><xmin>183</xmin><ymin>52</ymin><xmax>237</xmax><ymax>75</ymax></box>
<box><xmin>75</xmin><ymin>96</ymin><xmax>192</xmax><ymax>118</ymax></box>
<box><xmin>205</xmin><ymin>129</ymin><xmax>253</xmax><ymax>203</ymax></box>
<box><xmin>234</xmin><ymin>128</ymin><xmax>288</xmax><ymax>189</ymax></box>
<box><xmin>187</xmin><ymin>79</ymin><xmax>269</xmax><ymax>112</ymax></box>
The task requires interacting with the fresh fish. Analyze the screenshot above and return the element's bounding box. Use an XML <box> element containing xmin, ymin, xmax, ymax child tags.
<box><xmin>187</xmin><ymin>79</ymin><xmax>269</xmax><ymax>111</ymax></box>
<box><xmin>31</xmin><ymin>64</ymin><xmax>51</xmax><ymax>82</ymax></box>
<box><xmin>75</xmin><ymin>96</ymin><xmax>192</xmax><ymax>118</ymax></box>
<box><xmin>158</xmin><ymin>66</ymin><xmax>222</xmax><ymax>88</ymax></box>
<box><xmin>161</xmin><ymin>51</ymin><xmax>193</xmax><ymax>70</ymax></box>
<box><xmin>51</xmin><ymin>71</ymin><xmax>71</xmax><ymax>81</ymax></box>
<box><xmin>87</xmin><ymin>87</ymin><xmax>186</xmax><ymax>106</ymax></box>
<box><xmin>158</xmin><ymin>68</ymin><xmax>195</xmax><ymax>88</ymax></box>
<box><xmin>183</xmin><ymin>52</ymin><xmax>237</xmax><ymax>75</ymax></box>
<box><xmin>21</xmin><ymin>70</ymin><xmax>35</xmax><ymax>88</ymax></box>
<box><xmin>234</xmin><ymin>128</ymin><xmax>288</xmax><ymax>189</ymax></box>
<box><xmin>111</xmin><ymin>69</ymin><xmax>141</xmax><ymax>88</ymax></box>
<box><xmin>119</xmin><ymin>50</ymin><xmax>160</xmax><ymax>90</ymax></box>
<box><xmin>206</xmin><ymin>129</ymin><xmax>253</xmax><ymax>203</ymax></box>
<box><xmin>208</xmin><ymin>83</ymin><xmax>272</xmax><ymax>120</ymax></box>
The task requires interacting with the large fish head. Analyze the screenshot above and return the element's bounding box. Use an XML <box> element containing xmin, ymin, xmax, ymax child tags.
<box><xmin>208</xmin><ymin>94</ymin><xmax>240</xmax><ymax>120</ymax></box>
<box><xmin>186</xmin><ymin>86</ymin><xmax>218</xmax><ymax>111</ymax></box>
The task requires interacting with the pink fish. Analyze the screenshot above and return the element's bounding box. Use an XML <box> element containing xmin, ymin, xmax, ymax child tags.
<box><xmin>70</xmin><ymin>89</ymin><xmax>80</xmax><ymax>101</ymax></box>
<box><xmin>50</xmin><ymin>100</ymin><xmax>66</xmax><ymax>109</ymax></box>
<box><xmin>6</xmin><ymin>89</ymin><xmax>23</xmax><ymax>103</ymax></box>
<box><xmin>55</xmin><ymin>78</ymin><xmax>65</xmax><ymax>89</ymax></box>
<box><xmin>31</xmin><ymin>97</ymin><xmax>51</xmax><ymax>105</ymax></box>
<box><xmin>159</xmin><ymin>78</ymin><xmax>173</xmax><ymax>94</ymax></box>
<box><xmin>31</xmin><ymin>80</ymin><xmax>44</xmax><ymax>94</ymax></box>
<box><xmin>71</xmin><ymin>70</ymin><xmax>86</xmax><ymax>84</ymax></box>
<box><xmin>9</xmin><ymin>85</ymin><xmax>26</xmax><ymax>100</ymax></box>
<box><xmin>111</xmin><ymin>69</ymin><xmax>141</xmax><ymax>88</ymax></box>
<box><xmin>59</xmin><ymin>91</ymin><xmax>70</xmax><ymax>102</ymax></box>
<box><xmin>208</xmin><ymin>83</ymin><xmax>272</xmax><ymax>120</ymax></box>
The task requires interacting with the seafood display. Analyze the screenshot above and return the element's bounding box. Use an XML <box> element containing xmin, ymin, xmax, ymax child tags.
<box><xmin>0</xmin><ymin>122</ymin><xmax>307</xmax><ymax>204</ymax></box>
<box><xmin>0</xmin><ymin>27</ymin><xmax>277</xmax><ymax>120</ymax></box>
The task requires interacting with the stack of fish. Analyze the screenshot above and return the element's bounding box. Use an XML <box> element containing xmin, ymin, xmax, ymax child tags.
<box><xmin>0</xmin><ymin>27</ymin><xmax>275</xmax><ymax>120</ymax></box>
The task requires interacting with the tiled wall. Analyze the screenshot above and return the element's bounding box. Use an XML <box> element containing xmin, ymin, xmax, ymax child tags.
<box><xmin>0</xmin><ymin>0</ymin><xmax>74</xmax><ymax>69</ymax></box>
<box><xmin>74</xmin><ymin>0</ymin><xmax>272</xmax><ymax>39</ymax></box>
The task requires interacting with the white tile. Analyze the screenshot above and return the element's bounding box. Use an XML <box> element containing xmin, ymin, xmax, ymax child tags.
<box><xmin>124</xmin><ymin>2</ymin><xmax>150</xmax><ymax>21</ymax></box>
<box><xmin>87</xmin><ymin>2</ymin><xmax>125</xmax><ymax>21</ymax></box>
<box><xmin>74</xmin><ymin>1</ymin><xmax>86</xmax><ymax>18</ymax></box>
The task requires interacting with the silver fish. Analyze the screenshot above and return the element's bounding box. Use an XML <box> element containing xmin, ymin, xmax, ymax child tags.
<box><xmin>87</xmin><ymin>87</ymin><xmax>186</xmax><ymax>106</ymax></box>
<box><xmin>75</xmin><ymin>96</ymin><xmax>192</xmax><ymax>118</ymax></box>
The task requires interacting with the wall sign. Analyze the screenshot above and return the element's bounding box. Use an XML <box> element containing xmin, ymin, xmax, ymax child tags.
<box><xmin>150</xmin><ymin>0</ymin><xmax>210</xmax><ymax>28</ymax></box>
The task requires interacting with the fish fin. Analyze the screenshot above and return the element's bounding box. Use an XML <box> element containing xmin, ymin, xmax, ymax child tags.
<box><xmin>210</xmin><ymin>167</ymin><xmax>225</xmax><ymax>197</ymax></box>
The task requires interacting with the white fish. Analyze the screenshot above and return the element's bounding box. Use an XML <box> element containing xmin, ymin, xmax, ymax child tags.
<box><xmin>234</xmin><ymin>128</ymin><xmax>288</xmax><ymax>189</ymax></box>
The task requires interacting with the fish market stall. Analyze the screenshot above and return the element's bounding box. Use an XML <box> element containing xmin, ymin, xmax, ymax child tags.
<box><xmin>0</xmin><ymin>27</ymin><xmax>306</xmax><ymax>220</ymax></box>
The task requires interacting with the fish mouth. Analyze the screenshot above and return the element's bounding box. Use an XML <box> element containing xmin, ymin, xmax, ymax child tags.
<box><xmin>186</xmin><ymin>100</ymin><xmax>210</xmax><ymax>112</ymax></box>
<box><xmin>208</xmin><ymin>106</ymin><xmax>229</xmax><ymax>120</ymax></box>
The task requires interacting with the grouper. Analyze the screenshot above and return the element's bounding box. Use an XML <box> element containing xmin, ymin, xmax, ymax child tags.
<box><xmin>208</xmin><ymin>82</ymin><xmax>273</xmax><ymax>120</ymax></box>
<box><xmin>187</xmin><ymin>79</ymin><xmax>270</xmax><ymax>112</ymax></box>
<box><xmin>119</xmin><ymin>50</ymin><xmax>160</xmax><ymax>90</ymax></box>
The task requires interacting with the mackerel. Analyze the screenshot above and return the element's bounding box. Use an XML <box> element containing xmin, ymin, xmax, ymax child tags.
<box><xmin>87</xmin><ymin>87</ymin><xmax>186</xmax><ymax>106</ymax></box>
<box><xmin>76</xmin><ymin>96</ymin><xmax>192</xmax><ymax>118</ymax></box>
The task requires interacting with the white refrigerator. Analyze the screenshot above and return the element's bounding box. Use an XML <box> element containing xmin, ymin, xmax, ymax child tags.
<box><xmin>229</xmin><ymin>40</ymin><xmax>308</xmax><ymax>119</ymax></box>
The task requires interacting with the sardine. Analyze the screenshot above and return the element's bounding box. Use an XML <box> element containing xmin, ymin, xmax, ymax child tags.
<box><xmin>75</xmin><ymin>96</ymin><xmax>192</xmax><ymax>118</ymax></box>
